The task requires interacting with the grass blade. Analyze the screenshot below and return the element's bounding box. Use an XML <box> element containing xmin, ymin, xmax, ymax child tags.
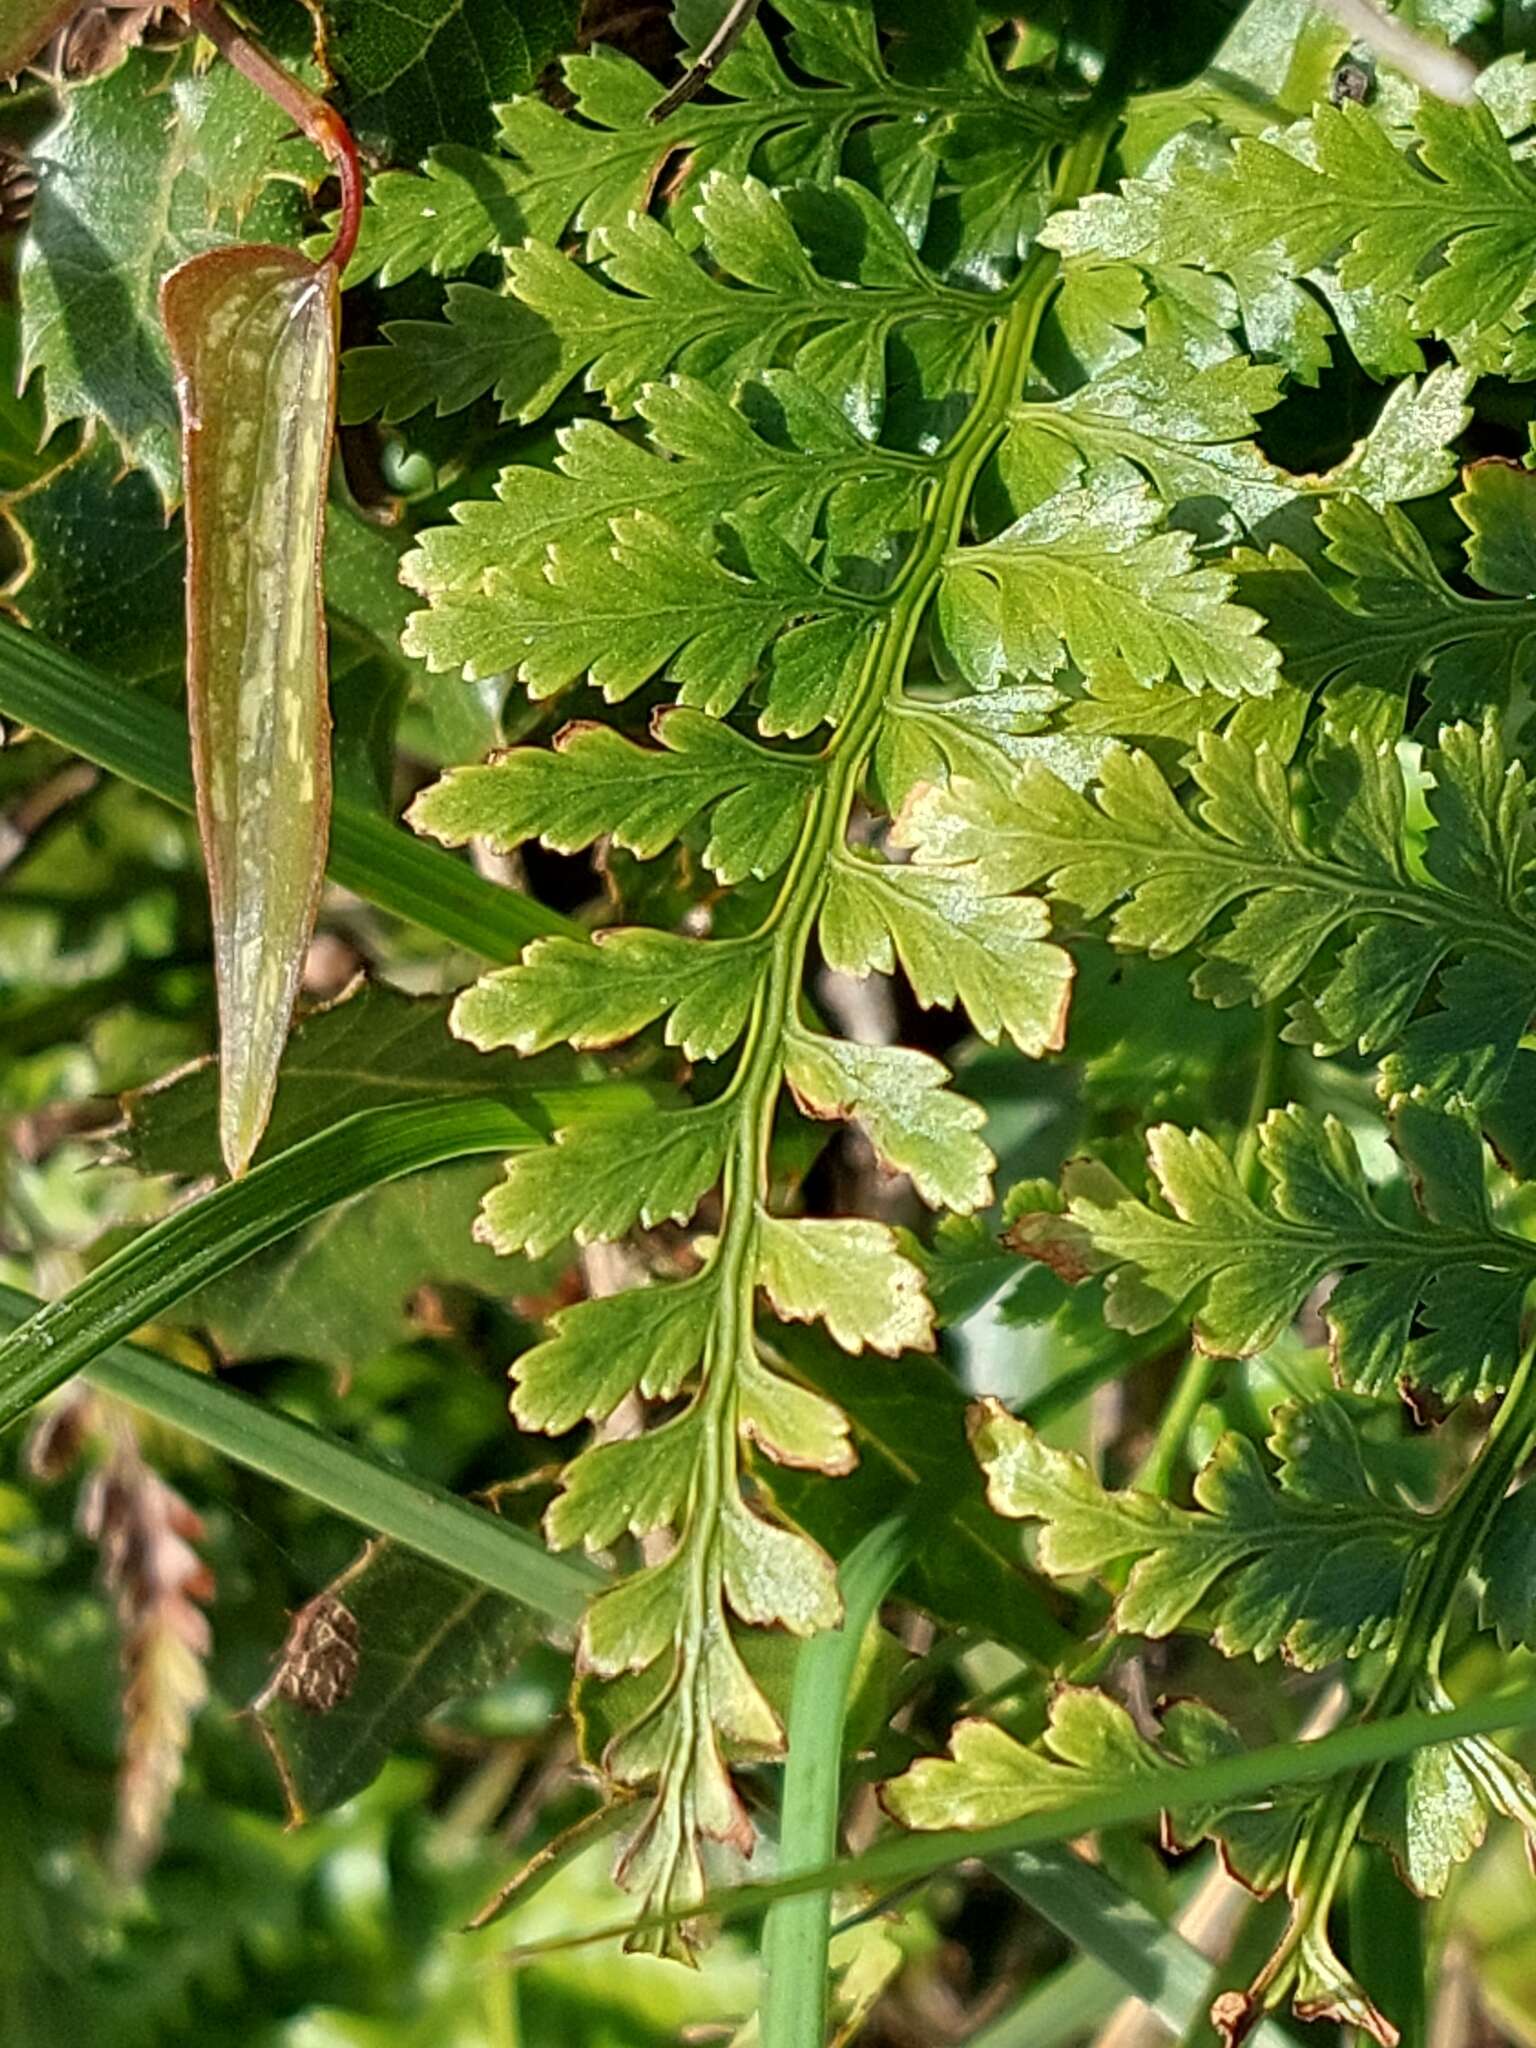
<box><xmin>993</xmin><ymin>1849</ymin><xmax>1295</xmax><ymax>2048</ymax></box>
<box><xmin>0</xmin><ymin>617</ymin><xmax>577</xmax><ymax>955</ymax></box>
<box><xmin>0</xmin><ymin>1098</ymin><xmax>544</xmax><ymax>1431</ymax></box>
<box><xmin>761</xmin><ymin>1512</ymin><xmax>918</xmax><ymax>2048</ymax></box>
<box><xmin>0</xmin><ymin>1282</ymin><xmax>598</xmax><ymax>1626</ymax></box>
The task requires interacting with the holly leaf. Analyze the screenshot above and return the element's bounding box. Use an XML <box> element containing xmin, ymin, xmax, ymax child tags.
<box><xmin>763</xmin><ymin>1327</ymin><xmax>1073</xmax><ymax>1666</ymax></box>
<box><xmin>320</xmin><ymin>0</ymin><xmax>578</xmax><ymax>164</ymax></box>
<box><xmin>18</xmin><ymin>47</ymin><xmax>320</xmax><ymax>496</ymax></box>
<box><xmin>1</xmin><ymin>434</ymin><xmax>183</xmax><ymax>685</ymax></box>
<box><xmin>177</xmin><ymin>1156</ymin><xmax>533</xmax><ymax>1366</ymax></box>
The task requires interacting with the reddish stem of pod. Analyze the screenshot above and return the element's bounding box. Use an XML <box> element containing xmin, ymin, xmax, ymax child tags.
<box><xmin>183</xmin><ymin>0</ymin><xmax>363</xmax><ymax>273</ymax></box>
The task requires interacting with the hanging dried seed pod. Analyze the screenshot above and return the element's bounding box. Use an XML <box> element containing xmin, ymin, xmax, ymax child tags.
<box><xmin>159</xmin><ymin>0</ymin><xmax>361</xmax><ymax>1177</ymax></box>
<box><xmin>1</xmin><ymin>0</ymin><xmax>187</xmax><ymax>82</ymax></box>
<box><xmin>162</xmin><ymin>241</ymin><xmax>340</xmax><ymax>1177</ymax></box>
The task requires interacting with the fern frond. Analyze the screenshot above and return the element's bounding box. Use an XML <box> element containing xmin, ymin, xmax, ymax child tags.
<box><xmin>902</xmin><ymin>715</ymin><xmax>1536</xmax><ymax>1121</ymax></box>
<box><xmin>342</xmin><ymin>0</ymin><xmax>1075</xmax><ymax>289</ymax></box>
<box><xmin>971</xmin><ymin>1393</ymin><xmax>1429</xmax><ymax>1667</ymax></box>
<box><xmin>1014</xmin><ymin>1095</ymin><xmax>1536</xmax><ymax>1403</ymax></box>
<box><xmin>1041</xmin><ymin>85</ymin><xmax>1536</xmax><ymax>379</ymax></box>
<box><xmin>381</xmin><ymin>7</ymin><xmax>1176</xmax><ymax>1935</ymax></box>
<box><xmin>379</xmin><ymin>0</ymin><xmax>1536</xmax><ymax>1959</ymax></box>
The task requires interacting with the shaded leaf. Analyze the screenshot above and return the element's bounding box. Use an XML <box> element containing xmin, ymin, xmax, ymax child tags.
<box><xmin>20</xmin><ymin>48</ymin><xmax>319</xmax><ymax>494</ymax></box>
<box><xmin>972</xmin><ymin>1393</ymin><xmax>1428</xmax><ymax>1667</ymax></box>
<box><xmin>252</xmin><ymin>1538</ymin><xmax>534</xmax><ymax>1819</ymax></box>
<box><xmin>321</xmin><ymin>0</ymin><xmax>578</xmax><ymax>163</ymax></box>
<box><xmin>1037</xmin><ymin>1095</ymin><xmax>1536</xmax><ymax>1402</ymax></box>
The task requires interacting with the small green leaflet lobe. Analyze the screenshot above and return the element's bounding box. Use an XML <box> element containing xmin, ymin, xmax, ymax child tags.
<box><xmin>162</xmin><ymin>245</ymin><xmax>339</xmax><ymax>1178</ymax></box>
<box><xmin>972</xmin><ymin>1394</ymin><xmax>1429</xmax><ymax>1667</ymax></box>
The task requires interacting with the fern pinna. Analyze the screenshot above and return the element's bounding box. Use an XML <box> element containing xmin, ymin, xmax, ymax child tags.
<box><xmin>345</xmin><ymin>0</ymin><xmax>1536</xmax><ymax>2031</ymax></box>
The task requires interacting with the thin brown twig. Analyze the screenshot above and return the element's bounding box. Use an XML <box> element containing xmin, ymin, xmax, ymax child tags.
<box><xmin>183</xmin><ymin>0</ymin><xmax>364</xmax><ymax>269</ymax></box>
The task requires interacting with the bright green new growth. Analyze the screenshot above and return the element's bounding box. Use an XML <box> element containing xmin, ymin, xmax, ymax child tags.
<box><xmin>1039</xmin><ymin>72</ymin><xmax>1536</xmax><ymax>379</ymax></box>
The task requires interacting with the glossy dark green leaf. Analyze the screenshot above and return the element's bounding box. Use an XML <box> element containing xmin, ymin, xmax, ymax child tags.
<box><xmin>3</xmin><ymin>436</ymin><xmax>185</xmax><ymax>686</ymax></box>
<box><xmin>19</xmin><ymin>49</ymin><xmax>318</xmax><ymax>494</ymax></box>
<box><xmin>321</xmin><ymin>0</ymin><xmax>579</xmax><ymax>163</ymax></box>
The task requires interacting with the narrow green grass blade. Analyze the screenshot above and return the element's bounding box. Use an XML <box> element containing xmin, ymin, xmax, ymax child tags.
<box><xmin>969</xmin><ymin>1948</ymin><xmax>1123</xmax><ymax>2048</ymax></box>
<box><xmin>0</xmin><ymin>1098</ymin><xmax>542</xmax><ymax>1431</ymax></box>
<box><xmin>1346</xmin><ymin>1847</ymin><xmax>1427</xmax><ymax>2048</ymax></box>
<box><xmin>505</xmin><ymin>1683</ymin><xmax>1536</xmax><ymax>1959</ymax></box>
<box><xmin>761</xmin><ymin>1512</ymin><xmax>917</xmax><ymax>2048</ymax></box>
<box><xmin>0</xmin><ymin>617</ymin><xmax>577</xmax><ymax>954</ymax></box>
<box><xmin>994</xmin><ymin>1849</ymin><xmax>1295</xmax><ymax>2048</ymax></box>
<box><xmin>0</xmin><ymin>1282</ymin><xmax>598</xmax><ymax>1626</ymax></box>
